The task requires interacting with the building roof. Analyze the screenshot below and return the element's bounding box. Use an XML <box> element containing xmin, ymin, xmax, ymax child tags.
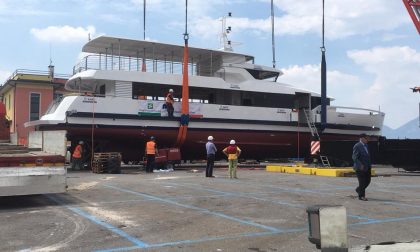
<box><xmin>0</xmin><ymin>69</ymin><xmax>69</xmax><ymax>95</ymax></box>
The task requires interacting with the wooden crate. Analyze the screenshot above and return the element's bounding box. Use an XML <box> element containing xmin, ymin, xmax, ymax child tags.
<box><xmin>92</xmin><ymin>152</ymin><xmax>121</xmax><ymax>173</ymax></box>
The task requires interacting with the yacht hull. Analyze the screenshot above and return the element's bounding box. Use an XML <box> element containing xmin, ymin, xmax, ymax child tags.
<box><xmin>39</xmin><ymin>122</ymin><xmax>378</xmax><ymax>162</ymax></box>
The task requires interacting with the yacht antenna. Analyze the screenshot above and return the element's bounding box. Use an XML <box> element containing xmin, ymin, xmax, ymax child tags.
<box><xmin>271</xmin><ymin>0</ymin><xmax>276</xmax><ymax>69</ymax></box>
<box><xmin>220</xmin><ymin>12</ymin><xmax>233</xmax><ymax>51</ymax></box>
<box><xmin>320</xmin><ymin>0</ymin><xmax>327</xmax><ymax>132</ymax></box>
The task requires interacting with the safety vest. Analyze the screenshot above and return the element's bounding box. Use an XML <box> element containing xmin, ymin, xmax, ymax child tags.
<box><xmin>146</xmin><ymin>141</ymin><xmax>156</xmax><ymax>155</ymax></box>
<box><xmin>224</xmin><ymin>145</ymin><xmax>240</xmax><ymax>160</ymax></box>
<box><xmin>226</xmin><ymin>145</ymin><xmax>238</xmax><ymax>154</ymax></box>
<box><xmin>72</xmin><ymin>144</ymin><xmax>82</xmax><ymax>158</ymax></box>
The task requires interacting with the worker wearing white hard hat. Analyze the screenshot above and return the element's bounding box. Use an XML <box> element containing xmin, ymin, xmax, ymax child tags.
<box><xmin>165</xmin><ymin>89</ymin><xmax>175</xmax><ymax>118</ymax></box>
<box><xmin>223</xmin><ymin>139</ymin><xmax>241</xmax><ymax>179</ymax></box>
<box><xmin>205</xmin><ymin>136</ymin><xmax>217</xmax><ymax>177</ymax></box>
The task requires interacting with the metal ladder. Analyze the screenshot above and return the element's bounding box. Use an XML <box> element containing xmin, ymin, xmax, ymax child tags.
<box><xmin>302</xmin><ymin>108</ymin><xmax>330</xmax><ymax>167</ymax></box>
<box><xmin>302</xmin><ymin>108</ymin><xmax>320</xmax><ymax>140</ymax></box>
<box><xmin>320</xmin><ymin>155</ymin><xmax>331</xmax><ymax>167</ymax></box>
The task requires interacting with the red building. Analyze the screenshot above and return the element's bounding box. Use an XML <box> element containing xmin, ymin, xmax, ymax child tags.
<box><xmin>0</xmin><ymin>67</ymin><xmax>69</xmax><ymax>145</ymax></box>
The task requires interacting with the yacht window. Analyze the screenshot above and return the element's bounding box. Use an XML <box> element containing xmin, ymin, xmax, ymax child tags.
<box><xmin>245</xmin><ymin>69</ymin><xmax>280</xmax><ymax>80</ymax></box>
<box><xmin>131</xmin><ymin>81</ymin><xmax>326</xmax><ymax>109</ymax></box>
<box><xmin>311</xmin><ymin>96</ymin><xmax>328</xmax><ymax>108</ymax></box>
<box><xmin>132</xmin><ymin>82</ymin><xmax>179</xmax><ymax>101</ymax></box>
<box><xmin>99</xmin><ymin>85</ymin><xmax>106</xmax><ymax>95</ymax></box>
<box><xmin>242</xmin><ymin>98</ymin><xmax>252</xmax><ymax>106</ymax></box>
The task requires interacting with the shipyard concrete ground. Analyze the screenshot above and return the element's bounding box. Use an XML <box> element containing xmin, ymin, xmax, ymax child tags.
<box><xmin>1</xmin><ymin>165</ymin><xmax>419</xmax><ymax>252</ymax></box>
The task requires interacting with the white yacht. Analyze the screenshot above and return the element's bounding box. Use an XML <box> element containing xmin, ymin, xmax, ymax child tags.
<box><xmin>27</xmin><ymin>36</ymin><xmax>385</xmax><ymax>162</ymax></box>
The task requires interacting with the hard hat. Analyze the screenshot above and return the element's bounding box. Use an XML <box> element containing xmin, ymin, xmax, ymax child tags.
<box><xmin>79</xmin><ymin>141</ymin><xmax>84</xmax><ymax>144</ymax></box>
<box><xmin>169</xmin><ymin>89</ymin><xmax>174</xmax><ymax>92</ymax></box>
<box><xmin>150</xmin><ymin>136</ymin><xmax>155</xmax><ymax>140</ymax></box>
<box><xmin>230</xmin><ymin>139</ymin><xmax>235</xmax><ymax>145</ymax></box>
<box><xmin>208</xmin><ymin>136</ymin><xmax>214</xmax><ymax>141</ymax></box>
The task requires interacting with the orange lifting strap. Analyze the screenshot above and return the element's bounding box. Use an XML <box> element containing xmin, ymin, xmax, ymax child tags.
<box><xmin>174</xmin><ymin>38</ymin><xmax>190</xmax><ymax>147</ymax></box>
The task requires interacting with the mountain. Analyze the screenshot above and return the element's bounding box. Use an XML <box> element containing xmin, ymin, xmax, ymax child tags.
<box><xmin>382</xmin><ymin>117</ymin><xmax>420</xmax><ymax>139</ymax></box>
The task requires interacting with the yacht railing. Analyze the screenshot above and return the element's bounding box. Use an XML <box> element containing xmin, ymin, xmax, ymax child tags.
<box><xmin>73</xmin><ymin>54</ymin><xmax>219</xmax><ymax>77</ymax></box>
<box><xmin>313</xmin><ymin>105</ymin><xmax>384</xmax><ymax>115</ymax></box>
<box><xmin>330</xmin><ymin>106</ymin><xmax>384</xmax><ymax>115</ymax></box>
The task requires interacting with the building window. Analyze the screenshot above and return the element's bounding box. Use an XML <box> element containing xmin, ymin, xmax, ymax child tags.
<box><xmin>30</xmin><ymin>93</ymin><xmax>41</xmax><ymax>121</ymax></box>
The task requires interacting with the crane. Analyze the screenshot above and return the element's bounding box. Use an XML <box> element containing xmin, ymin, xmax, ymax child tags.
<box><xmin>403</xmin><ymin>0</ymin><xmax>420</xmax><ymax>34</ymax></box>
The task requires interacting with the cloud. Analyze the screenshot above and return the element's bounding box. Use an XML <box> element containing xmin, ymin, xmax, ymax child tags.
<box><xmin>30</xmin><ymin>25</ymin><xmax>96</xmax><ymax>43</ymax></box>
<box><xmin>279</xmin><ymin>64</ymin><xmax>363</xmax><ymax>105</ymax></box>
<box><xmin>185</xmin><ymin>1</ymin><xmax>410</xmax><ymax>40</ymax></box>
<box><xmin>381</xmin><ymin>33</ymin><xmax>408</xmax><ymax>42</ymax></box>
<box><xmin>99</xmin><ymin>14</ymin><xmax>126</xmax><ymax>24</ymax></box>
<box><xmin>272</xmin><ymin>0</ymin><xmax>409</xmax><ymax>39</ymax></box>
<box><xmin>0</xmin><ymin>0</ymin><xmax>66</xmax><ymax>19</ymax></box>
<box><xmin>347</xmin><ymin>46</ymin><xmax>420</xmax><ymax>128</ymax></box>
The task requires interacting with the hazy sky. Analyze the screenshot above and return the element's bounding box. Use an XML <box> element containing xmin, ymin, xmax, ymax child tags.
<box><xmin>0</xmin><ymin>0</ymin><xmax>419</xmax><ymax>129</ymax></box>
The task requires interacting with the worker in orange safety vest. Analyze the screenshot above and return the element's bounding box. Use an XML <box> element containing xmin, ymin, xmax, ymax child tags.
<box><xmin>72</xmin><ymin>141</ymin><xmax>84</xmax><ymax>170</ymax></box>
<box><xmin>145</xmin><ymin>136</ymin><xmax>158</xmax><ymax>173</ymax></box>
<box><xmin>165</xmin><ymin>89</ymin><xmax>175</xmax><ymax>118</ymax></box>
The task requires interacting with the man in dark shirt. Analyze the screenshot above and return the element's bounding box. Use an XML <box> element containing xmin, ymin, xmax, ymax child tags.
<box><xmin>352</xmin><ymin>133</ymin><xmax>372</xmax><ymax>201</ymax></box>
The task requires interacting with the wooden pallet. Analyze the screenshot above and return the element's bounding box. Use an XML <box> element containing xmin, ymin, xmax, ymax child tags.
<box><xmin>92</xmin><ymin>152</ymin><xmax>121</xmax><ymax>173</ymax></box>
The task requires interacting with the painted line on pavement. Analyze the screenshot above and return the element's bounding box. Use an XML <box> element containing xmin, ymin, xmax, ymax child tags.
<box><xmin>94</xmin><ymin>228</ymin><xmax>307</xmax><ymax>252</ymax></box>
<box><xmin>45</xmin><ymin>194</ymin><xmax>149</xmax><ymax>248</ymax></box>
<box><xmin>104</xmin><ymin>184</ymin><xmax>281</xmax><ymax>232</ymax></box>
<box><xmin>351</xmin><ymin>215</ymin><xmax>420</xmax><ymax>226</ymax></box>
<box><xmin>163</xmin><ymin>181</ymin><xmax>305</xmax><ymax>208</ymax></box>
<box><xmin>163</xmin><ymin>181</ymin><xmax>376</xmax><ymax>221</ymax></box>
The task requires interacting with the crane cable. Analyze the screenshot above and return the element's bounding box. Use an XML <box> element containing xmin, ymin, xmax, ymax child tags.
<box><xmin>175</xmin><ymin>0</ymin><xmax>190</xmax><ymax>147</ymax></box>
<box><xmin>90</xmin><ymin>93</ymin><xmax>95</xmax><ymax>170</ymax></box>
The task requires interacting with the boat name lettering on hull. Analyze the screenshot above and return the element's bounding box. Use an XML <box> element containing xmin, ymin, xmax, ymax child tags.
<box><xmin>219</xmin><ymin>105</ymin><xmax>230</xmax><ymax>111</ymax></box>
<box><xmin>82</xmin><ymin>97</ymin><xmax>97</xmax><ymax>103</ymax></box>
